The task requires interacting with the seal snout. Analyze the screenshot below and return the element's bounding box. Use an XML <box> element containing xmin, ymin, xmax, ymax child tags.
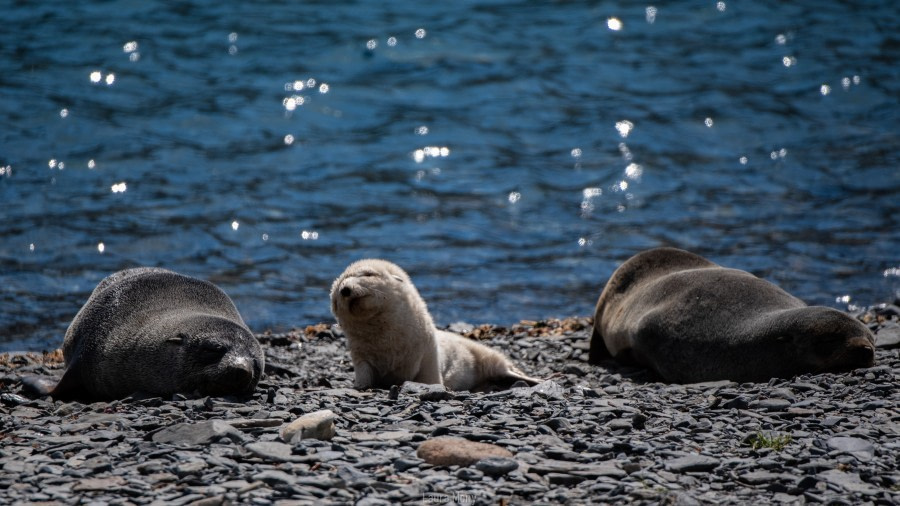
<box><xmin>216</xmin><ymin>355</ymin><xmax>258</xmax><ymax>393</ymax></box>
<box><xmin>844</xmin><ymin>342</ymin><xmax>875</xmax><ymax>368</ymax></box>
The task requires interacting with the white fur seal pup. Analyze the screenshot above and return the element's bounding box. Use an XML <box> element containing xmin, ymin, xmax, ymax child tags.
<box><xmin>330</xmin><ymin>259</ymin><xmax>540</xmax><ymax>391</ymax></box>
<box><xmin>589</xmin><ymin>247</ymin><xmax>876</xmax><ymax>383</ymax></box>
<box><xmin>50</xmin><ymin>267</ymin><xmax>265</xmax><ymax>401</ymax></box>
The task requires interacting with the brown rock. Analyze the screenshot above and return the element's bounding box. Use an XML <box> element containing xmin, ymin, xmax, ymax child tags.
<box><xmin>416</xmin><ymin>436</ymin><xmax>513</xmax><ymax>467</ymax></box>
<box><xmin>73</xmin><ymin>476</ymin><xmax>126</xmax><ymax>491</ymax></box>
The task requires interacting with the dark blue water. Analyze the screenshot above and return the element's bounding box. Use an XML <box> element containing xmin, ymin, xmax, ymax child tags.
<box><xmin>2</xmin><ymin>1</ymin><xmax>898</xmax><ymax>352</ymax></box>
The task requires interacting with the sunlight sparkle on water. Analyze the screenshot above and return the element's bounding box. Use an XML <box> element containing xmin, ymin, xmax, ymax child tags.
<box><xmin>413</xmin><ymin>146</ymin><xmax>450</xmax><ymax>163</ymax></box>
<box><xmin>231</xmin><ymin>221</ymin><xmax>239</xmax><ymax>231</ymax></box>
<box><xmin>571</xmin><ymin>148</ymin><xmax>582</xmax><ymax>158</ymax></box>
<box><xmin>387</xmin><ymin>37</ymin><xmax>397</xmax><ymax>47</ymax></box>
<box><xmin>646</xmin><ymin>7</ymin><xmax>657</xmax><ymax>24</ymax></box>
<box><xmin>111</xmin><ymin>182</ymin><xmax>127</xmax><ymax>193</ymax></box>
<box><xmin>820</xmin><ymin>84</ymin><xmax>831</xmax><ymax>95</ymax></box>
<box><xmin>415</xmin><ymin>28</ymin><xmax>426</xmax><ymax>39</ymax></box>
<box><xmin>615</xmin><ymin>120</ymin><xmax>633</xmax><ymax>138</ymax></box>
<box><xmin>625</xmin><ymin>163</ymin><xmax>643</xmax><ymax>179</ymax></box>
<box><xmin>717</xmin><ymin>2</ymin><xmax>726</xmax><ymax>12</ymax></box>
<box><xmin>704</xmin><ymin>117</ymin><xmax>714</xmax><ymax>127</ymax></box>
<box><xmin>416</xmin><ymin>126</ymin><xmax>429</xmax><ymax>136</ymax></box>
<box><xmin>582</xmin><ymin>187</ymin><xmax>602</xmax><ymax>200</ymax></box>
<box><xmin>739</xmin><ymin>156</ymin><xmax>748</xmax><ymax>165</ymax></box>
<box><xmin>97</xmin><ymin>242</ymin><xmax>105</xmax><ymax>253</ymax></box>
<box><xmin>366</xmin><ymin>39</ymin><xmax>377</xmax><ymax>50</ymax></box>
<box><xmin>284</xmin><ymin>134</ymin><xmax>295</xmax><ymax>145</ymax></box>
<box><xmin>60</xmin><ymin>108</ymin><xmax>68</xmax><ymax>118</ymax></box>
<box><xmin>782</xmin><ymin>56</ymin><xmax>796</xmax><ymax>67</ymax></box>
<box><xmin>508</xmin><ymin>192</ymin><xmax>521</xmax><ymax>204</ymax></box>
<box><xmin>90</xmin><ymin>71</ymin><xmax>102</xmax><ymax>83</ymax></box>
<box><xmin>301</xmin><ymin>230</ymin><xmax>319</xmax><ymax>240</ymax></box>
<box><xmin>0</xmin><ymin>165</ymin><xmax>11</xmax><ymax>177</ymax></box>
<box><xmin>88</xmin><ymin>160</ymin><xmax>96</xmax><ymax>169</ymax></box>
<box><xmin>618</xmin><ymin>143</ymin><xmax>633</xmax><ymax>162</ymax></box>
<box><xmin>607</xmin><ymin>18</ymin><xmax>623</xmax><ymax>31</ymax></box>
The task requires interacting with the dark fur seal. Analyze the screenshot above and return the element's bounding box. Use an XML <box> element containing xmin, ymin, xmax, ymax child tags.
<box><xmin>589</xmin><ymin>248</ymin><xmax>875</xmax><ymax>383</ymax></box>
<box><xmin>50</xmin><ymin>267</ymin><xmax>264</xmax><ymax>401</ymax></box>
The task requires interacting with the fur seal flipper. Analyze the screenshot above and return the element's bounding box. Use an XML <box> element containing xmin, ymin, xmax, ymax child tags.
<box><xmin>53</xmin><ymin>267</ymin><xmax>264</xmax><ymax>401</ymax></box>
<box><xmin>590</xmin><ymin>248</ymin><xmax>875</xmax><ymax>383</ymax></box>
<box><xmin>331</xmin><ymin>259</ymin><xmax>540</xmax><ymax>391</ymax></box>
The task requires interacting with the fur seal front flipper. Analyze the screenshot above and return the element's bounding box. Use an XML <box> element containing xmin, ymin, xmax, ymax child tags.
<box><xmin>331</xmin><ymin>259</ymin><xmax>540</xmax><ymax>391</ymax></box>
<box><xmin>52</xmin><ymin>267</ymin><xmax>265</xmax><ymax>401</ymax></box>
<box><xmin>590</xmin><ymin>247</ymin><xmax>875</xmax><ymax>383</ymax></box>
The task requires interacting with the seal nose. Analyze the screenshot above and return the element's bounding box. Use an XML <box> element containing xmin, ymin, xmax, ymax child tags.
<box><xmin>340</xmin><ymin>286</ymin><xmax>352</xmax><ymax>297</ymax></box>
<box><xmin>221</xmin><ymin>357</ymin><xmax>255</xmax><ymax>390</ymax></box>
<box><xmin>847</xmin><ymin>344</ymin><xmax>875</xmax><ymax>367</ymax></box>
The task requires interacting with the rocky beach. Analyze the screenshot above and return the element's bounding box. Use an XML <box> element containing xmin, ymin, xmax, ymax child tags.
<box><xmin>1</xmin><ymin>305</ymin><xmax>898</xmax><ymax>505</ymax></box>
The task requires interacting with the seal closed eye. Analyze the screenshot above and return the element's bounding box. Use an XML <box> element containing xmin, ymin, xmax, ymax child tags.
<box><xmin>589</xmin><ymin>247</ymin><xmax>876</xmax><ymax>383</ymax></box>
<box><xmin>330</xmin><ymin>259</ymin><xmax>540</xmax><ymax>391</ymax></box>
<box><xmin>50</xmin><ymin>267</ymin><xmax>265</xmax><ymax>401</ymax></box>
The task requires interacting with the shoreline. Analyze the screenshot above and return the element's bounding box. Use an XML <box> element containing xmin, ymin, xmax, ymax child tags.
<box><xmin>1</xmin><ymin>309</ymin><xmax>898</xmax><ymax>505</ymax></box>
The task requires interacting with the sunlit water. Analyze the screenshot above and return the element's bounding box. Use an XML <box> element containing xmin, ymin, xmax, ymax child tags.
<box><xmin>2</xmin><ymin>1</ymin><xmax>898</xmax><ymax>352</ymax></box>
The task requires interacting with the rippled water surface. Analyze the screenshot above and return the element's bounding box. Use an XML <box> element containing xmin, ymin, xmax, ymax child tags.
<box><xmin>2</xmin><ymin>1</ymin><xmax>898</xmax><ymax>351</ymax></box>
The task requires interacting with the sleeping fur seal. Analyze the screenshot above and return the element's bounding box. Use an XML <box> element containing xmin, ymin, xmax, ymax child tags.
<box><xmin>51</xmin><ymin>267</ymin><xmax>264</xmax><ymax>401</ymax></box>
<box><xmin>589</xmin><ymin>247</ymin><xmax>875</xmax><ymax>383</ymax></box>
<box><xmin>330</xmin><ymin>259</ymin><xmax>540</xmax><ymax>391</ymax></box>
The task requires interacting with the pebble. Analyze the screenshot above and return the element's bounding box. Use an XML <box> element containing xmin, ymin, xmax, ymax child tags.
<box><xmin>1</xmin><ymin>315</ymin><xmax>898</xmax><ymax>505</ymax></box>
<box><xmin>665</xmin><ymin>455</ymin><xmax>721</xmax><ymax>473</ymax></box>
<box><xmin>151</xmin><ymin>420</ymin><xmax>246</xmax><ymax>446</ymax></box>
<box><xmin>280</xmin><ymin>409</ymin><xmax>336</xmax><ymax>442</ymax></box>
<box><xmin>474</xmin><ymin>457</ymin><xmax>519</xmax><ymax>476</ymax></box>
<box><xmin>417</xmin><ymin>436</ymin><xmax>513</xmax><ymax>467</ymax></box>
<box><xmin>826</xmin><ymin>436</ymin><xmax>876</xmax><ymax>462</ymax></box>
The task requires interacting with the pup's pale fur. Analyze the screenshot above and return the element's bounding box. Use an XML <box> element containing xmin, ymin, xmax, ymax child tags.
<box><xmin>331</xmin><ymin>259</ymin><xmax>539</xmax><ymax>391</ymax></box>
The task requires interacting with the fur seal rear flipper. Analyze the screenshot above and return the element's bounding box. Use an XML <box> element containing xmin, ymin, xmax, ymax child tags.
<box><xmin>51</xmin><ymin>267</ymin><xmax>265</xmax><ymax>401</ymax></box>
<box><xmin>589</xmin><ymin>248</ymin><xmax>875</xmax><ymax>383</ymax></box>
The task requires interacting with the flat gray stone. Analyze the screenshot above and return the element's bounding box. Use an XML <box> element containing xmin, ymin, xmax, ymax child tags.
<box><xmin>528</xmin><ymin>459</ymin><xmax>626</xmax><ymax>478</ymax></box>
<box><xmin>875</xmin><ymin>324</ymin><xmax>900</xmax><ymax>348</ymax></box>
<box><xmin>826</xmin><ymin>436</ymin><xmax>876</xmax><ymax>462</ymax></box>
<box><xmin>513</xmin><ymin>380</ymin><xmax>565</xmax><ymax>400</ymax></box>
<box><xmin>400</xmin><ymin>382</ymin><xmax>453</xmax><ymax>401</ymax></box>
<box><xmin>475</xmin><ymin>457</ymin><xmax>519</xmax><ymax>477</ymax></box>
<box><xmin>818</xmin><ymin>469</ymin><xmax>881</xmax><ymax>496</ymax></box>
<box><xmin>665</xmin><ymin>455</ymin><xmax>720</xmax><ymax>473</ymax></box>
<box><xmin>151</xmin><ymin>421</ymin><xmax>246</xmax><ymax>446</ymax></box>
<box><xmin>245</xmin><ymin>441</ymin><xmax>294</xmax><ymax>462</ymax></box>
<box><xmin>253</xmin><ymin>470</ymin><xmax>296</xmax><ymax>486</ymax></box>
